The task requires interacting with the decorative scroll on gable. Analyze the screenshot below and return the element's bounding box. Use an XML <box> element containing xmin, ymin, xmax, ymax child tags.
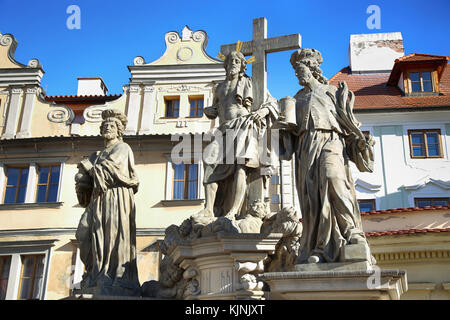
<box><xmin>140</xmin><ymin>26</ymin><xmax>220</xmax><ymax>66</ymax></box>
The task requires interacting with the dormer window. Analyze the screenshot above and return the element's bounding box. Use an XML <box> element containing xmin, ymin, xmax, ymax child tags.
<box><xmin>387</xmin><ymin>53</ymin><xmax>448</xmax><ymax>97</ymax></box>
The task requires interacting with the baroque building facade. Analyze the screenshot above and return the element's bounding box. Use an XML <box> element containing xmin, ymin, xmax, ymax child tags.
<box><xmin>0</xmin><ymin>27</ymin><xmax>448</xmax><ymax>300</ymax></box>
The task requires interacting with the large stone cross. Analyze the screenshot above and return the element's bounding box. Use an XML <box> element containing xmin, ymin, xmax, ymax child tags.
<box><xmin>220</xmin><ymin>17</ymin><xmax>301</xmax><ymax>110</ymax></box>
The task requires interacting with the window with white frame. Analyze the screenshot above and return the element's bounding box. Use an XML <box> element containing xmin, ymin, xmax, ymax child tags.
<box><xmin>35</xmin><ymin>165</ymin><xmax>61</xmax><ymax>203</ymax></box>
<box><xmin>164</xmin><ymin>154</ymin><xmax>203</xmax><ymax>202</ymax></box>
<box><xmin>0</xmin><ymin>158</ymin><xmax>65</xmax><ymax>205</ymax></box>
<box><xmin>173</xmin><ymin>163</ymin><xmax>198</xmax><ymax>200</ymax></box>
<box><xmin>414</xmin><ymin>197</ymin><xmax>449</xmax><ymax>207</ymax></box>
<box><xmin>358</xmin><ymin>199</ymin><xmax>376</xmax><ymax>212</ymax></box>
<box><xmin>0</xmin><ymin>240</ymin><xmax>53</xmax><ymax>300</ymax></box>
<box><xmin>188</xmin><ymin>95</ymin><xmax>204</xmax><ymax>117</ymax></box>
<box><xmin>3</xmin><ymin>167</ymin><xmax>29</xmax><ymax>204</ymax></box>
<box><xmin>408</xmin><ymin>129</ymin><xmax>443</xmax><ymax>158</ymax></box>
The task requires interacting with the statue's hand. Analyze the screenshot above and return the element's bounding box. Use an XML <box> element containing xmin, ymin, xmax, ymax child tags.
<box><xmin>250</xmin><ymin>107</ymin><xmax>269</xmax><ymax>122</ymax></box>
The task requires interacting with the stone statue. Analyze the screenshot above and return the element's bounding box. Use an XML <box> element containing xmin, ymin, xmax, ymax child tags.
<box><xmin>198</xmin><ymin>49</ymin><xmax>278</xmax><ymax>220</ymax></box>
<box><xmin>262</xmin><ymin>207</ymin><xmax>302</xmax><ymax>272</ymax></box>
<box><xmin>278</xmin><ymin>49</ymin><xmax>376</xmax><ymax>265</ymax></box>
<box><xmin>74</xmin><ymin>109</ymin><xmax>141</xmax><ymax>296</ymax></box>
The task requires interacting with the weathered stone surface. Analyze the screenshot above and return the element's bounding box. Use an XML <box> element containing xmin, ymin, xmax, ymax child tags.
<box><xmin>294</xmin><ymin>261</ymin><xmax>372</xmax><ymax>272</ymax></box>
<box><xmin>74</xmin><ymin>109</ymin><xmax>140</xmax><ymax>297</ymax></box>
<box><xmin>140</xmin><ymin>202</ymin><xmax>301</xmax><ymax>299</ymax></box>
<box><xmin>340</xmin><ymin>243</ymin><xmax>372</xmax><ymax>262</ymax></box>
<box><xmin>261</xmin><ymin>269</ymin><xmax>408</xmax><ymax>300</ymax></box>
<box><xmin>278</xmin><ymin>48</ymin><xmax>376</xmax><ymax>265</ymax></box>
<box><xmin>197</xmin><ymin>45</ymin><xmax>279</xmax><ymax>220</ymax></box>
<box><xmin>142</xmin><ymin>232</ymin><xmax>281</xmax><ymax>300</ymax></box>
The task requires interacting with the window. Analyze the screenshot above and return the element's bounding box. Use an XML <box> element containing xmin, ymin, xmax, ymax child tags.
<box><xmin>165</xmin><ymin>96</ymin><xmax>180</xmax><ymax>118</ymax></box>
<box><xmin>189</xmin><ymin>96</ymin><xmax>204</xmax><ymax>117</ymax></box>
<box><xmin>405</xmin><ymin>70</ymin><xmax>439</xmax><ymax>95</ymax></box>
<box><xmin>173</xmin><ymin>163</ymin><xmax>198</xmax><ymax>200</ymax></box>
<box><xmin>358</xmin><ymin>199</ymin><xmax>376</xmax><ymax>212</ymax></box>
<box><xmin>414</xmin><ymin>197</ymin><xmax>449</xmax><ymax>207</ymax></box>
<box><xmin>17</xmin><ymin>255</ymin><xmax>45</xmax><ymax>300</ymax></box>
<box><xmin>3</xmin><ymin>167</ymin><xmax>29</xmax><ymax>204</ymax></box>
<box><xmin>408</xmin><ymin>129</ymin><xmax>443</xmax><ymax>158</ymax></box>
<box><xmin>0</xmin><ymin>240</ymin><xmax>53</xmax><ymax>300</ymax></box>
<box><xmin>1</xmin><ymin>161</ymin><xmax>64</xmax><ymax>206</ymax></box>
<box><xmin>409</xmin><ymin>71</ymin><xmax>433</xmax><ymax>93</ymax></box>
<box><xmin>0</xmin><ymin>256</ymin><xmax>11</xmax><ymax>300</ymax></box>
<box><xmin>36</xmin><ymin>165</ymin><xmax>60</xmax><ymax>203</ymax></box>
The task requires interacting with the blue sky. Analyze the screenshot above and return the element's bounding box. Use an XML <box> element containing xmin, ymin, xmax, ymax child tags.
<box><xmin>1</xmin><ymin>0</ymin><xmax>449</xmax><ymax>99</ymax></box>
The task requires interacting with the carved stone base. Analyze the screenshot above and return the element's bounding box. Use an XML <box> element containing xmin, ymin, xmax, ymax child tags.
<box><xmin>168</xmin><ymin>233</ymin><xmax>281</xmax><ymax>300</ymax></box>
<box><xmin>261</xmin><ymin>264</ymin><xmax>408</xmax><ymax>300</ymax></box>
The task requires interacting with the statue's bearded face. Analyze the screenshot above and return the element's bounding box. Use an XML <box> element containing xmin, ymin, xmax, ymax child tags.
<box><xmin>226</xmin><ymin>53</ymin><xmax>243</xmax><ymax>77</ymax></box>
<box><xmin>101</xmin><ymin>120</ymin><xmax>119</xmax><ymax>140</ymax></box>
<box><xmin>295</xmin><ymin>63</ymin><xmax>313</xmax><ymax>86</ymax></box>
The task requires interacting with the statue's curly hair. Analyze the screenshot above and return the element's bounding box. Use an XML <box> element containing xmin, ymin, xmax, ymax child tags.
<box><xmin>100</xmin><ymin>109</ymin><xmax>128</xmax><ymax>139</ymax></box>
<box><xmin>224</xmin><ymin>51</ymin><xmax>247</xmax><ymax>76</ymax></box>
<box><xmin>290</xmin><ymin>48</ymin><xmax>328</xmax><ymax>85</ymax></box>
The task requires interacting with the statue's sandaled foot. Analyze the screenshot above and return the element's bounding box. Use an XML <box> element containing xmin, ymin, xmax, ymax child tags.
<box><xmin>307</xmin><ymin>255</ymin><xmax>322</xmax><ymax>264</ymax></box>
<box><xmin>192</xmin><ymin>208</ymin><xmax>214</xmax><ymax>219</ymax></box>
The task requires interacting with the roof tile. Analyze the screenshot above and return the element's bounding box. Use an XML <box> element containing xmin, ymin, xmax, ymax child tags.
<box><xmin>329</xmin><ymin>63</ymin><xmax>450</xmax><ymax>110</ymax></box>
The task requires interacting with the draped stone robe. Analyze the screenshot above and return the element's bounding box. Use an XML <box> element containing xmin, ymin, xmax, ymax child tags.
<box><xmin>280</xmin><ymin>82</ymin><xmax>374</xmax><ymax>263</ymax></box>
<box><xmin>75</xmin><ymin>141</ymin><xmax>140</xmax><ymax>296</ymax></box>
<box><xmin>203</xmin><ymin>76</ymin><xmax>279</xmax><ymax>216</ymax></box>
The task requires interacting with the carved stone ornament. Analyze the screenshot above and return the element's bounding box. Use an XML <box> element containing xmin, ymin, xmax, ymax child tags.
<box><xmin>26</xmin><ymin>87</ymin><xmax>39</xmax><ymax>95</ymax></box>
<box><xmin>192</xmin><ymin>30</ymin><xmax>206</xmax><ymax>43</ymax></box>
<box><xmin>11</xmin><ymin>87</ymin><xmax>23</xmax><ymax>94</ymax></box>
<box><xmin>27</xmin><ymin>59</ymin><xmax>40</xmax><ymax>68</ymax></box>
<box><xmin>166</xmin><ymin>31</ymin><xmax>180</xmax><ymax>44</ymax></box>
<box><xmin>144</xmin><ymin>85</ymin><xmax>155</xmax><ymax>93</ymax></box>
<box><xmin>141</xmin><ymin>201</ymin><xmax>302</xmax><ymax>299</ymax></box>
<box><xmin>83</xmin><ymin>106</ymin><xmax>109</xmax><ymax>123</ymax></box>
<box><xmin>47</xmin><ymin>105</ymin><xmax>75</xmax><ymax>124</ymax></box>
<box><xmin>181</xmin><ymin>26</ymin><xmax>193</xmax><ymax>41</ymax></box>
<box><xmin>128</xmin><ymin>85</ymin><xmax>141</xmax><ymax>93</ymax></box>
<box><xmin>177</xmin><ymin>47</ymin><xmax>193</xmax><ymax>62</ymax></box>
<box><xmin>133</xmin><ymin>56</ymin><xmax>145</xmax><ymax>65</ymax></box>
<box><xmin>0</xmin><ymin>34</ymin><xmax>13</xmax><ymax>46</ymax></box>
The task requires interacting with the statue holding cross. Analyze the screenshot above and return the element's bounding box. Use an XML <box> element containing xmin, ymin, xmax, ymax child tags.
<box><xmin>195</xmin><ymin>18</ymin><xmax>301</xmax><ymax>220</ymax></box>
<box><xmin>218</xmin><ymin>17</ymin><xmax>302</xmax><ymax>213</ymax></box>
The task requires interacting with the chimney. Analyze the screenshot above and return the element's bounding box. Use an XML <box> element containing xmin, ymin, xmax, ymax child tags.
<box><xmin>349</xmin><ymin>32</ymin><xmax>404</xmax><ymax>74</ymax></box>
<box><xmin>77</xmin><ymin>77</ymin><xmax>108</xmax><ymax>96</ymax></box>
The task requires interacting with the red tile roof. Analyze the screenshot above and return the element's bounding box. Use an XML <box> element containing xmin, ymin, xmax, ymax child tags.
<box><xmin>366</xmin><ymin>228</ymin><xmax>450</xmax><ymax>237</ymax></box>
<box><xmin>361</xmin><ymin>205</ymin><xmax>450</xmax><ymax>216</ymax></box>
<box><xmin>329</xmin><ymin>61</ymin><xmax>450</xmax><ymax>110</ymax></box>
<box><xmin>396</xmin><ymin>53</ymin><xmax>449</xmax><ymax>63</ymax></box>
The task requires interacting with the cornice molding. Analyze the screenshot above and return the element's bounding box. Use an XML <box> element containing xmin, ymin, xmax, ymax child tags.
<box><xmin>373</xmin><ymin>249</ymin><xmax>450</xmax><ymax>262</ymax></box>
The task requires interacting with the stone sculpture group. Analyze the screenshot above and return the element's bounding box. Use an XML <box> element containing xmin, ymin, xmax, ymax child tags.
<box><xmin>74</xmin><ymin>33</ymin><xmax>377</xmax><ymax>299</ymax></box>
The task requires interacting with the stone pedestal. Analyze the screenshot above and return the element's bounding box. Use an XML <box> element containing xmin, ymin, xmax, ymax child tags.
<box><xmin>261</xmin><ymin>262</ymin><xmax>408</xmax><ymax>300</ymax></box>
<box><xmin>168</xmin><ymin>233</ymin><xmax>281</xmax><ymax>300</ymax></box>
